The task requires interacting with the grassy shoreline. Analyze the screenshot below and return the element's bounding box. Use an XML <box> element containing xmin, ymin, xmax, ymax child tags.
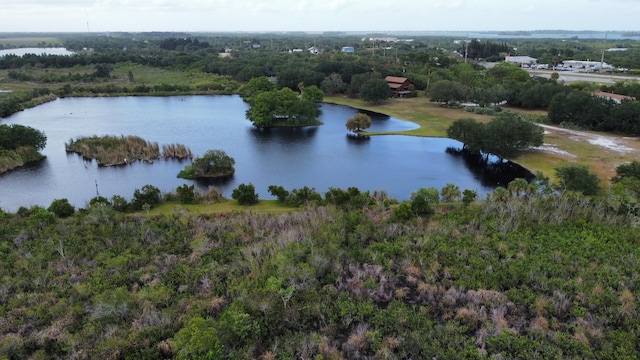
<box><xmin>324</xmin><ymin>95</ymin><xmax>639</xmax><ymax>184</ymax></box>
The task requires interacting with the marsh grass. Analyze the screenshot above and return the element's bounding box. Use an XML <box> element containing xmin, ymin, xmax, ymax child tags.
<box><xmin>162</xmin><ymin>144</ymin><xmax>193</xmax><ymax>159</ymax></box>
<box><xmin>66</xmin><ymin>135</ymin><xmax>191</xmax><ymax>166</ymax></box>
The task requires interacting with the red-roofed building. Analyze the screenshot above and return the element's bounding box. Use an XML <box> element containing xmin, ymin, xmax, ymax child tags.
<box><xmin>385</xmin><ymin>76</ymin><xmax>414</xmax><ymax>97</ymax></box>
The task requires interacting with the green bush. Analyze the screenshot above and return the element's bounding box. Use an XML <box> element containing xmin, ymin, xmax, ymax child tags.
<box><xmin>89</xmin><ymin>196</ymin><xmax>111</xmax><ymax>207</ymax></box>
<box><xmin>463</xmin><ymin>106</ymin><xmax>502</xmax><ymax>115</ymax></box>
<box><xmin>131</xmin><ymin>184</ymin><xmax>161</xmax><ymax>210</ymax></box>
<box><xmin>232</xmin><ymin>183</ymin><xmax>259</xmax><ymax>205</ymax></box>
<box><xmin>287</xmin><ymin>186</ymin><xmax>322</xmax><ymax>207</ymax></box>
<box><xmin>324</xmin><ymin>187</ymin><xmax>372</xmax><ymax>209</ymax></box>
<box><xmin>110</xmin><ymin>195</ymin><xmax>129</xmax><ymax>212</ymax></box>
<box><xmin>391</xmin><ymin>201</ymin><xmax>414</xmax><ymax>221</ymax></box>
<box><xmin>555</xmin><ymin>165</ymin><xmax>601</xmax><ymax>196</ymax></box>
<box><xmin>410</xmin><ymin>187</ymin><xmax>439</xmax><ymax>216</ymax></box>
<box><xmin>26</xmin><ymin>206</ymin><xmax>56</xmax><ymax>227</ymax></box>
<box><xmin>462</xmin><ymin>189</ymin><xmax>478</xmax><ymax>206</ymax></box>
<box><xmin>268</xmin><ymin>185</ymin><xmax>289</xmax><ymax>203</ymax></box>
<box><xmin>47</xmin><ymin>198</ymin><xmax>75</xmax><ymax>218</ymax></box>
<box><xmin>176</xmin><ymin>184</ymin><xmax>196</xmax><ymax>204</ymax></box>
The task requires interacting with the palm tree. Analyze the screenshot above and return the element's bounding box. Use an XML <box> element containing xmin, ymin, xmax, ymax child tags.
<box><xmin>491</xmin><ymin>187</ymin><xmax>510</xmax><ymax>202</ymax></box>
<box><xmin>441</xmin><ymin>183</ymin><xmax>462</xmax><ymax>203</ymax></box>
<box><xmin>508</xmin><ymin>178</ymin><xmax>529</xmax><ymax>198</ymax></box>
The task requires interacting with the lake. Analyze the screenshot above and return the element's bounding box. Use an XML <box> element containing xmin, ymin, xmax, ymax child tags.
<box><xmin>0</xmin><ymin>95</ymin><xmax>530</xmax><ymax>211</ymax></box>
<box><xmin>0</xmin><ymin>47</ymin><xmax>75</xmax><ymax>57</ymax></box>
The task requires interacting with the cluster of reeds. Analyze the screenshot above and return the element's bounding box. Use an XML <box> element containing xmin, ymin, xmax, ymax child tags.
<box><xmin>162</xmin><ymin>143</ymin><xmax>193</xmax><ymax>159</ymax></box>
<box><xmin>65</xmin><ymin>135</ymin><xmax>162</xmax><ymax>166</ymax></box>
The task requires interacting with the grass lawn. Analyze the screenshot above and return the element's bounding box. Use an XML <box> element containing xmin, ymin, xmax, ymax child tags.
<box><xmin>148</xmin><ymin>199</ymin><xmax>297</xmax><ymax>216</ymax></box>
<box><xmin>325</xmin><ymin>95</ymin><xmax>491</xmax><ymax>137</ymax></box>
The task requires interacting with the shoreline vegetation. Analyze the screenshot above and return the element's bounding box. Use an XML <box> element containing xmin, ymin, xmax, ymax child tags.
<box><xmin>0</xmin><ymin>123</ymin><xmax>47</xmax><ymax>173</ymax></box>
<box><xmin>65</xmin><ymin>135</ymin><xmax>192</xmax><ymax>167</ymax></box>
<box><xmin>0</xmin><ymin>145</ymin><xmax>45</xmax><ymax>173</ymax></box>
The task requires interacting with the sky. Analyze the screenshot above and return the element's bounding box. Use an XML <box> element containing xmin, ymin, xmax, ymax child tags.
<box><xmin>0</xmin><ymin>0</ymin><xmax>639</xmax><ymax>33</ymax></box>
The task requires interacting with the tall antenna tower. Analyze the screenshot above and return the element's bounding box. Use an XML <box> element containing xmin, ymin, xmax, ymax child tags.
<box><xmin>85</xmin><ymin>8</ymin><xmax>91</xmax><ymax>33</ymax></box>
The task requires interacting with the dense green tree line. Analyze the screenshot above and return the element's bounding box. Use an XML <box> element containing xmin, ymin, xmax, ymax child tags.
<box><xmin>548</xmin><ymin>90</ymin><xmax>640</xmax><ymax>135</ymax></box>
<box><xmin>463</xmin><ymin>39</ymin><xmax>511</xmax><ymax>61</ymax></box>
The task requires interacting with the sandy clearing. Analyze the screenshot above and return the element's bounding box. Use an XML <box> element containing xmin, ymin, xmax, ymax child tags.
<box><xmin>539</xmin><ymin>124</ymin><xmax>639</xmax><ymax>155</ymax></box>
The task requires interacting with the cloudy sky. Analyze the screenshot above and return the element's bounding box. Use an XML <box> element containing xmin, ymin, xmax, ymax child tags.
<box><xmin>1</xmin><ymin>0</ymin><xmax>638</xmax><ymax>33</ymax></box>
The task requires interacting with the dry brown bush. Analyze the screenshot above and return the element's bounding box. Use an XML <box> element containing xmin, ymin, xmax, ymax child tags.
<box><xmin>455</xmin><ymin>307</ymin><xmax>481</xmax><ymax>331</ymax></box>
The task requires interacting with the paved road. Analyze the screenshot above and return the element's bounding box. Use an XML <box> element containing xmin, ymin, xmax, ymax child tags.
<box><xmin>526</xmin><ymin>69</ymin><xmax>639</xmax><ymax>84</ymax></box>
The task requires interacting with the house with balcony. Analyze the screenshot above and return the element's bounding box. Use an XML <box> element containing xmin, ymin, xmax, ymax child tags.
<box><xmin>385</xmin><ymin>76</ymin><xmax>414</xmax><ymax>97</ymax></box>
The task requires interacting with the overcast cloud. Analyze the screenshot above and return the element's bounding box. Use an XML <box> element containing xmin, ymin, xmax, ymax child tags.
<box><xmin>0</xmin><ymin>0</ymin><xmax>638</xmax><ymax>33</ymax></box>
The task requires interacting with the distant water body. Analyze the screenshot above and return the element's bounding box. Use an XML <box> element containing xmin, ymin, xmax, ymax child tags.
<box><xmin>365</xmin><ymin>31</ymin><xmax>639</xmax><ymax>40</ymax></box>
<box><xmin>0</xmin><ymin>47</ymin><xmax>75</xmax><ymax>57</ymax></box>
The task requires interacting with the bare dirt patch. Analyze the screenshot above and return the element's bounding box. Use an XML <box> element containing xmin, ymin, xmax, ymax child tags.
<box><xmin>539</xmin><ymin>124</ymin><xmax>639</xmax><ymax>156</ymax></box>
<box><xmin>531</xmin><ymin>124</ymin><xmax>640</xmax><ymax>181</ymax></box>
<box><xmin>533</xmin><ymin>144</ymin><xmax>577</xmax><ymax>158</ymax></box>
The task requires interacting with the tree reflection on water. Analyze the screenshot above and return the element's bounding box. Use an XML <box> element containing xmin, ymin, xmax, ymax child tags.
<box><xmin>446</xmin><ymin>147</ymin><xmax>535</xmax><ymax>187</ymax></box>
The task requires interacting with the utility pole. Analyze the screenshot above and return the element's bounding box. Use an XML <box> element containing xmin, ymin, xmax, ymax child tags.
<box><xmin>464</xmin><ymin>36</ymin><xmax>469</xmax><ymax>63</ymax></box>
<box><xmin>599</xmin><ymin>32</ymin><xmax>607</xmax><ymax>73</ymax></box>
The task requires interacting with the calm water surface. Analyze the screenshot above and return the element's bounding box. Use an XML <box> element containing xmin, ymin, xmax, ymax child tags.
<box><xmin>0</xmin><ymin>47</ymin><xmax>75</xmax><ymax>57</ymax></box>
<box><xmin>0</xmin><ymin>95</ymin><xmax>516</xmax><ymax>211</ymax></box>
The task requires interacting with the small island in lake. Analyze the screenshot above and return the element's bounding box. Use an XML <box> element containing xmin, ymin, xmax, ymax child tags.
<box><xmin>241</xmin><ymin>77</ymin><xmax>324</xmax><ymax>128</ymax></box>
<box><xmin>65</xmin><ymin>135</ymin><xmax>192</xmax><ymax>167</ymax></box>
<box><xmin>177</xmin><ymin>149</ymin><xmax>235</xmax><ymax>179</ymax></box>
